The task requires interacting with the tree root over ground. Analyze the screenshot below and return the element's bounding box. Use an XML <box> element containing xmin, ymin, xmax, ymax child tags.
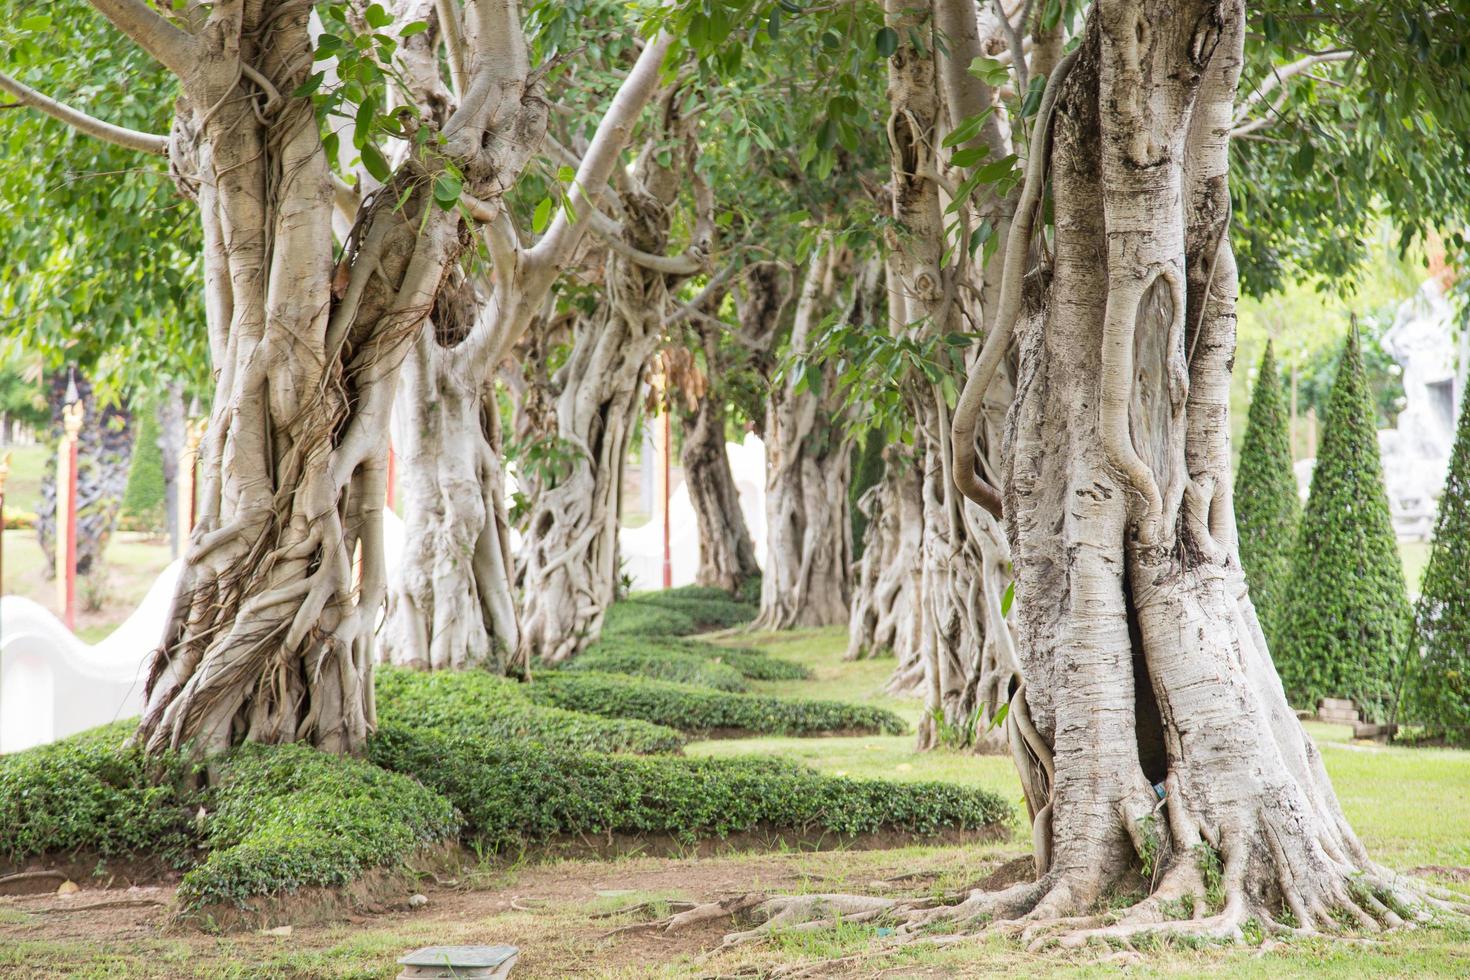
<box><xmin>651</xmin><ymin>865</ymin><xmax>1470</xmax><ymax>967</ymax></box>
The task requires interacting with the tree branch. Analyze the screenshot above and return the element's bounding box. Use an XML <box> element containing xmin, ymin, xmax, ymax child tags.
<box><xmin>435</xmin><ymin>0</ymin><xmax>468</xmax><ymax>97</ymax></box>
<box><xmin>87</xmin><ymin>0</ymin><xmax>195</xmax><ymax>75</ymax></box>
<box><xmin>0</xmin><ymin>70</ymin><xmax>170</xmax><ymax>155</ymax></box>
<box><xmin>527</xmin><ymin>30</ymin><xmax>675</xmax><ymax>277</ymax></box>
<box><xmin>1231</xmin><ymin>50</ymin><xmax>1352</xmax><ymax>134</ymax></box>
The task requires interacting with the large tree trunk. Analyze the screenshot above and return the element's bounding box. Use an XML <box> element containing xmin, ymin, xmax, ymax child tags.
<box><xmin>931</xmin><ymin>0</ymin><xmax>1425</xmax><ymax>933</ymax></box>
<box><xmin>37</xmin><ymin>369</ymin><xmax>134</xmax><ymax>578</ymax></box>
<box><xmin>881</xmin><ymin>4</ymin><xmax>1017</xmax><ymax>752</ymax></box>
<box><xmin>517</xmin><ymin>111</ymin><xmax>709</xmax><ymax>662</ymax></box>
<box><xmin>846</xmin><ymin>448</ymin><xmax>924</xmax><ymax>669</ymax></box>
<box><xmin>681</xmin><ymin>395</ymin><xmax>759</xmax><ymax>593</ymax></box>
<box><xmin>380</xmin><ymin>31</ymin><xmax>679</xmax><ymax>672</ymax></box>
<box><xmin>135</xmin><ymin>0</ymin><xmax>544</xmax><ymax>759</ymax></box>
<box><xmin>383</xmin><ymin>336</ymin><xmax>518</xmax><ymax>671</ymax></box>
<box><xmin>751</xmin><ymin>245</ymin><xmax>863</xmax><ymax>632</ymax></box>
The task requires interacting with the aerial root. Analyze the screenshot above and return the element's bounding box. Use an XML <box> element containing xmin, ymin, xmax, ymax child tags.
<box><xmin>720</xmin><ymin>895</ymin><xmax>900</xmax><ymax>946</ymax></box>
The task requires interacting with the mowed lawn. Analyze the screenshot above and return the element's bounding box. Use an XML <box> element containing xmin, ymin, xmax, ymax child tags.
<box><xmin>690</xmin><ymin>628</ymin><xmax>1470</xmax><ymax>876</ymax></box>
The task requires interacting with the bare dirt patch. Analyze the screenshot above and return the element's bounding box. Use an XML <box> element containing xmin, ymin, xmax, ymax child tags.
<box><xmin>0</xmin><ymin>844</ymin><xmax>1022</xmax><ymax>978</ymax></box>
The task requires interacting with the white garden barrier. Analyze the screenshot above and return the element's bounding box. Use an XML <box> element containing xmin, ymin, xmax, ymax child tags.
<box><xmin>0</xmin><ymin>560</ymin><xmax>180</xmax><ymax>754</ymax></box>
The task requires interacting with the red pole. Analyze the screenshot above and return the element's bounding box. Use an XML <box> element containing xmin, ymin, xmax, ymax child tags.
<box><xmin>386</xmin><ymin>444</ymin><xmax>396</xmax><ymax>511</ymax></box>
<box><xmin>65</xmin><ymin>436</ymin><xmax>78</xmax><ymax>630</ymax></box>
<box><xmin>661</xmin><ymin>409</ymin><xmax>672</xmax><ymax>590</ymax></box>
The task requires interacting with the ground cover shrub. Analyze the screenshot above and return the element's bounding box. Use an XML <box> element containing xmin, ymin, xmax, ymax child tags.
<box><xmin>602</xmin><ymin>586</ymin><xmax>757</xmax><ymax>638</ymax></box>
<box><xmin>0</xmin><ymin>720</ymin><xmax>200</xmax><ymax>865</ymax></box>
<box><xmin>375</xmin><ymin>666</ymin><xmax>684</xmax><ymax>754</ymax></box>
<box><xmin>560</xmin><ymin>644</ymin><xmax>749</xmax><ymax>691</ymax></box>
<box><xmin>589</xmin><ymin>634</ymin><xmax>810</xmax><ymax>681</ymax></box>
<box><xmin>177</xmin><ymin>743</ymin><xmax>457</xmax><ymax>911</ymax></box>
<box><xmin>527</xmin><ymin>672</ymin><xmax>907</xmax><ymax>737</ymax></box>
<box><xmin>368</xmin><ymin>724</ymin><xmax>1009</xmax><ymax>850</ymax></box>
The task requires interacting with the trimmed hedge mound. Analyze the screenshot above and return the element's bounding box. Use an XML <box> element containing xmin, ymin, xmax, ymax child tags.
<box><xmin>1278</xmin><ymin>331</ymin><xmax>1411</xmax><ymax>722</ymax></box>
<box><xmin>527</xmin><ymin>672</ymin><xmax>908</xmax><ymax>737</ymax></box>
<box><xmin>562</xmin><ymin>645</ymin><xmax>749</xmax><ymax>692</ymax></box>
<box><xmin>0</xmin><ymin>721</ymin><xmax>200</xmax><ymax>865</ymax></box>
<box><xmin>368</xmin><ymin>725</ymin><xmax>1007</xmax><ymax>850</ymax></box>
<box><xmin>603</xmin><ymin>586</ymin><xmax>757</xmax><ymax>638</ymax></box>
<box><xmin>178</xmin><ymin>744</ymin><xmax>457</xmax><ymax>911</ymax></box>
<box><xmin>375</xmin><ymin>666</ymin><xmax>685</xmax><ymax>754</ymax></box>
<box><xmin>589</xmin><ymin>635</ymin><xmax>810</xmax><ymax>682</ymax></box>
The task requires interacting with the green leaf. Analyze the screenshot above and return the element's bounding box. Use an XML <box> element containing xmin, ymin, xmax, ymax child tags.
<box><xmin>556</xmin><ymin>165</ymin><xmax>576</xmax><ymax>183</ymax></box>
<box><xmin>532</xmin><ymin>196</ymin><xmax>553</xmax><ymax>234</ymax></box>
<box><xmin>1020</xmin><ymin>76</ymin><xmax>1046</xmax><ymax>119</ymax></box>
<box><xmin>1001</xmin><ymin>581</ymin><xmax>1015</xmax><ymax>617</ymax></box>
<box><xmin>950</xmin><ymin>145</ymin><xmax>989</xmax><ymax>168</ymax></box>
<box><xmin>400</xmin><ymin>20</ymin><xmax>429</xmax><ymax>37</ymax></box>
<box><xmin>20</xmin><ymin>14</ymin><xmax>51</xmax><ymax>31</ymax></box>
<box><xmin>433</xmin><ymin>173</ymin><xmax>462</xmax><ymax>208</ymax></box>
<box><xmin>292</xmin><ymin>73</ymin><xmax>326</xmax><ymax>99</ymax></box>
<box><xmin>942</xmin><ymin>107</ymin><xmax>993</xmax><ymax>148</ymax></box>
<box><xmin>360</xmin><ymin>143</ymin><xmax>391</xmax><ymax>182</ymax></box>
<box><xmin>874</xmin><ymin>27</ymin><xmax>898</xmax><ymax>59</ymax></box>
<box><xmin>967</xmin><ymin>56</ymin><xmax>1010</xmax><ymax>87</ymax></box>
<box><xmin>364</xmin><ymin>3</ymin><xmax>393</xmax><ymax>29</ymax></box>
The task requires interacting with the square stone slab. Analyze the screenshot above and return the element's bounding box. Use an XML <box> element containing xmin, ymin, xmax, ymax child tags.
<box><xmin>397</xmin><ymin>945</ymin><xmax>519</xmax><ymax>979</ymax></box>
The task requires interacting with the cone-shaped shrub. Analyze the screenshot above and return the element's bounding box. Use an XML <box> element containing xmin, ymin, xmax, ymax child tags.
<box><xmin>1235</xmin><ymin>342</ymin><xmax>1301</xmax><ymax>649</ymax></box>
<box><xmin>1276</xmin><ymin>330</ymin><xmax>1411</xmax><ymax>722</ymax></box>
<box><xmin>1406</xmin><ymin>390</ymin><xmax>1470</xmax><ymax>744</ymax></box>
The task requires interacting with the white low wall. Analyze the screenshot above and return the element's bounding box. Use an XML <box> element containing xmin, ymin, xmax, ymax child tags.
<box><xmin>0</xmin><ymin>560</ymin><xmax>180</xmax><ymax>754</ymax></box>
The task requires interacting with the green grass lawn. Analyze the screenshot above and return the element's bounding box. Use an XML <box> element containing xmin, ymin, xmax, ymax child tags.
<box><xmin>693</xmin><ymin>628</ymin><xmax>1470</xmax><ymax>880</ymax></box>
<box><xmin>1</xmin><ymin>443</ymin><xmax>49</xmax><ymax>514</ymax></box>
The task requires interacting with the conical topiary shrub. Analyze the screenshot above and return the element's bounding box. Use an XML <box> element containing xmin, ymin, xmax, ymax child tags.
<box><xmin>1405</xmin><ymin>388</ymin><xmax>1470</xmax><ymax>744</ymax></box>
<box><xmin>1276</xmin><ymin>328</ymin><xmax>1410</xmax><ymax>723</ymax></box>
<box><xmin>1235</xmin><ymin>342</ymin><xmax>1301</xmax><ymax>650</ymax></box>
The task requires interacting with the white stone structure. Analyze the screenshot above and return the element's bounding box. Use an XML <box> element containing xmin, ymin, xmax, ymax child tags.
<box><xmin>1376</xmin><ymin>276</ymin><xmax>1465</xmax><ymax>538</ymax></box>
<box><xmin>0</xmin><ymin>561</ymin><xmax>180</xmax><ymax>753</ymax></box>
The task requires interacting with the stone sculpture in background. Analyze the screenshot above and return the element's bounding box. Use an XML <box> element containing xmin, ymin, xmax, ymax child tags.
<box><xmin>1377</xmin><ymin>275</ymin><xmax>1466</xmax><ymax>539</ymax></box>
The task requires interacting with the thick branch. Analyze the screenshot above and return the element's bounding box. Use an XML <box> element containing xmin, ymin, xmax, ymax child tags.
<box><xmin>950</xmin><ymin>51</ymin><xmax>1076</xmax><ymax>517</ymax></box>
<box><xmin>0</xmin><ymin>70</ymin><xmax>169</xmax><ymax>155</ymax></box>
<box><xmin>526</xmin><ymin>30</ymin><xmax>675</xmax><ymax>279</ymax></box>
<box><xmin>87</xmin><ymin>0</ymin><xmax>195</xmax><ymax>74</ymax></box>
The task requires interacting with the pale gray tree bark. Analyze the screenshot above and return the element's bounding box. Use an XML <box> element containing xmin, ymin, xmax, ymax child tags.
<box><xmin>726</xmin><ymin>0</ymin><xmax>1458</xmax><ymax>942</ymax></box>
<box><xmin>516</xmin><ymin>99</ymin><xmax>712</xmax><ymax>663</ymax></box>
<box><xmin>9</xmin><ymin>0</ymin><xmax>552</xmax><ymax>758</ymax></box>
<box><xmin>751</xmin><ymin>243</ymin><xmax>866</xmax><ymax>632</ymax></box>
<box><xmin>381</xmin><ymin>26</ymin><xmax>681</xmax><ymax>672</ymax></box>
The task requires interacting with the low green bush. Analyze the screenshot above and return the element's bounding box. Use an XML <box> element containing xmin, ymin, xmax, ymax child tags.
<box><xmin>0</xmin><ymin>721</ymin><xmax>200</xmax><ymax>865</ymax></box>
<box><xmin>561</xmin><ymin>644</ymin><xmax>748</xmax><ymax>692</ymax></box>
<box><xmin>589</xmin><ymin>635</ymin><xmax>810</xmax><ymax>682</ymax></box>
<box><xmin>375</xmin><ymin>666</ymin><xmax>684</xmax><ymax>754</ymax></box>
<box><xmin>368</xmin><ymin>725</ymin><xmax>1008</xmax><ymax>850</ymax></box>
<box><xmin>527</xmin><ymin>672</ymin><xmax>908</xmax><ymax>737</ymax></box>
<box><xmin>602</xmin><ymin>586</ymin><xmax>757</xmax><ymax>638</ymax></box>
<box><xmin>178</xmin><ymin>743</ymin><xmax>457</xmax><ymax>911</ymax></box>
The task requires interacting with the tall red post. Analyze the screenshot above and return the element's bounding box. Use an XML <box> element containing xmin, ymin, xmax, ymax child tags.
<box><xmin>386</xmin><ymin>444</ymin><xmax>397</xmax><ymax>511</ymax></box>
<box><xmin>65</xmin><ymin>435</ymin><xmax>78</xmax><ymax>630</ymax></box>
<box><xmin>661</xmin><ymin>409</ymin><xmax>672</xmax><ymax>590</ymax></box>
